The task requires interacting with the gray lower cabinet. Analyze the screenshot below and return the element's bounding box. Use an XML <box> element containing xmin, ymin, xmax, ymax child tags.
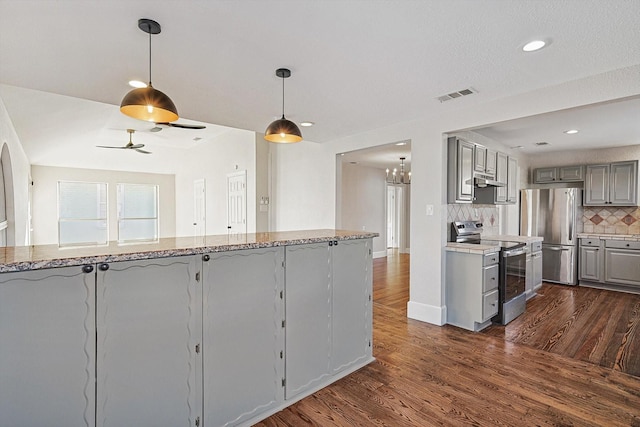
<box><xmin>96</xmin><ymin>257</ymin><xmax>201</xmax><ymax>427</ymax></box>
<box><xmin>0</xmin><ymin>265</ymin><xmax>96</xmax><ymax>427</ymax></box>
<box><xmin>446</xmin><ymin>250</ymin><xmax>499</xmax><ymax>332</ymax></box>
<box><xmin>579</xmin><ymin>238</ymin><xmax>603</xmax><ymax>282</ymax></box>
<box><xmin>202</xmin><ymin>248</ymin><xmax>285</xmax><ymax>427</ymax></box>
<box><xmin>532</xmin><ymin>249</ymin><xmax>543</xmax><ymax>291</ymax></box>
<box><xmin>525</xmin><ymin>250</ymin><xmax>533</xmax><ymax>298</ymax></box>
<box><xmin>604</xmin><ymin>240</ymin><xmax>640</xmax><ymax>287</ymax></box>
<box><xmin>284</xmin><ymin>240</ymin><xmax>372</xmax><ymax>399</ymax></box>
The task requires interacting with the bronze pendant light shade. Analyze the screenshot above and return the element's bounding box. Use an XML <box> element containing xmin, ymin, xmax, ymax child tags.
<box><xmin>120</xmin><ymin>19</ymin><xmax>179</xmax><ymax>123</ymax></box>
<box><xmin>264</xmin><ymin>68</ymin><xmax>302</xmax><ymax>143</ymax></box>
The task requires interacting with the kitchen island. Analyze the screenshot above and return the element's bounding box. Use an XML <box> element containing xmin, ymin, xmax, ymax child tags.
<box><xmin>0</xmin><ymin>229</ymin><xmax>377</xmax><ymax>427</ymax></box>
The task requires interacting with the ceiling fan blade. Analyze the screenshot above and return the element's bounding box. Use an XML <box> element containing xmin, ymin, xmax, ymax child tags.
<box><xmin>96</xmin><ymin>145</ymin><xmax>127</xmax><ymax>149</ymax></box>
<box><xmin>156</xmin><ymin>122</ymin><xmax>206</xmax><ymax>130</ymax></box>
<box><xmin>129</xmin><ymin>144</ymin><xmax>145</xmax><ymax>149</ymax></box>
<box><xmin>135</xmin><ymin>148</ymin><xmax>152</xmax><ymax>154</ymax></box>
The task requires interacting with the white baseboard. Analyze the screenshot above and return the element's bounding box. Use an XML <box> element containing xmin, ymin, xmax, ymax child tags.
<box><xmin>407</xmin><ymin>300</ymin><xmax>446</xmax><ymax>326</ymax></box>
<box><xmin>373</xmin><ymin>250</ymin><xmax>387</xmax><ymax>259</ymax></box>
<box><xmin>400</xmin><ymin>247</ymin><xmax>410</xmax><ymax>254</ymax></box>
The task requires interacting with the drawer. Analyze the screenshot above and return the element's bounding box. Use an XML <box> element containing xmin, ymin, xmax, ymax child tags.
<box><xmin>482</xmin><ymin>289</ymin><xmax>499</xmax><ymax>320</ymax></box>
<box><xmin>581</xmin><ymin>238</ymin><xmax>601</xmax><ymax>248</ymax></box>
<box><xmin>605</xmin><ymin>240</ymin><xmax>640</xmax><ymax>250</ymax></box>
<box><xmin>482</xmin><ymin>264</ymin><xmax>499</xmax><ymax>292</ymax></box>
<box><xmin>483</xmin><ymin>252</ymin><xmax>499</xmax><ymax>267</ymax></box>
<box><xmin>531</xmin><ymin>241</ymin><xmax>542</xmax><ymax>252</ymax></box>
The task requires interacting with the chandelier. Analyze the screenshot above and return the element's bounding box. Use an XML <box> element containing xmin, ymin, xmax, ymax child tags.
<box><xmin>386</xmin><ymin>157</ymin><xmax>411</xmax><ymax>184</ymax></box>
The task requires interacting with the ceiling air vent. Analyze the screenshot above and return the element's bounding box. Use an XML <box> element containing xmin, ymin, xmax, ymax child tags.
<box><xmin>437</xmin><ymin>88</ymin><xmax>476</xmax><ymax>103</ymax></box>
<box><xmin>535</xmin><ymin>142</ymin><xmax>549</xmax><ymax>146</ymax></box>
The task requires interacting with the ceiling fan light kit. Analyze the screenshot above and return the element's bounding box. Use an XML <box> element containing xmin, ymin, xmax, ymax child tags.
<box><xmin>264</xmin><ymin>68</ymin><xmax>303</xmax><ymax>143</ymax></box>
<box><xmin>120</xmin><ymin>19</ymin><xmax>179</xmax><ymax>123</ymax></box>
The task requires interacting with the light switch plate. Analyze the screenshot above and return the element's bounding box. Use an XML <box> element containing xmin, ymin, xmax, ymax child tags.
<box><xmin>426</xmin><ymin>204</ymin><xmax>434</xmax><ymax>216</ymax></box>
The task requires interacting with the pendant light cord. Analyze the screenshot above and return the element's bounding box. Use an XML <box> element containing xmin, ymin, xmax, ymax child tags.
<box><xmin>281</xmin><ymin>74</ymin><xmax>285</xmax><ymax>119</ymax></box>
<box><xmin>148</xmin><ymin>23</ymin><xmax>152</xmax><ymax>86</ymax></box>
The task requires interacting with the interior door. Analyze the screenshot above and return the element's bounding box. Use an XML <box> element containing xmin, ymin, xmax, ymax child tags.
<box><xmin>227</xmin><ymin>171</ymin><xmax>247</xmax><ymax>235</ymax></box>
<box><xmin>193</xmin><ymin>179</ymin><xmax>206</xmax><ymax>238</ymax></box>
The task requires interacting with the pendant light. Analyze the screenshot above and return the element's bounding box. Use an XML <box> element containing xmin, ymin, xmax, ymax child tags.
<box><xmin>120</xmin><ymin>19</ymin><xmax>179</xmax><ymax>123</ymax></box>
<box><xmin>264</xmin><ymin>68</ymin><xmax>302</xmax><ymax>143</ymax></box>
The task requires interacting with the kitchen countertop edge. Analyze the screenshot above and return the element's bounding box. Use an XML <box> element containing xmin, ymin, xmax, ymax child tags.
<box><xmin>0</xmin><ymin>229</ymin><xmax>379</xmax><ymax>273</ymax></box>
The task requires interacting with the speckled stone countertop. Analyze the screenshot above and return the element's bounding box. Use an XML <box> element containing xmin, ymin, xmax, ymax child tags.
<box><xmin>577</xmin><ymin>233</ymin><xmax>640</xmax><ymax>242</ymax></box>
<box><xmin>0</xmin><ymin>229</ymin><xmax>379</xmax><ymax>273</ymax></box>
<box><xmin>446</xmin><ymin>234</ymin><xmax>543</xmax><ymax>254</ymax></box>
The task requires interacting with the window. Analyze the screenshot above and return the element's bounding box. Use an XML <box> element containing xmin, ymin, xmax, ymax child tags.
<box><xmin>58</xmin><ymin>181</ymin><xmax>108</xmax><ymax>246</ymax></box>
<box><xmin>117</xmin><ymin>183</ymin><xmax>159</xmax><ymax>243</ymax></box>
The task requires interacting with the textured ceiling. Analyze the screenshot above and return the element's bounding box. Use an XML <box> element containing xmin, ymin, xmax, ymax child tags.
<box><xmin>1</xmin><ymin>0</ymin><xmax>640</xmax><ymax>168</ymax></box>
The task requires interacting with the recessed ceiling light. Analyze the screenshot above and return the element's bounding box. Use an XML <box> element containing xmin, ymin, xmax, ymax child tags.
<box><xmin>522</xmin><ymin>40</ymin><xmax>546</xmax><ymax>52</ymax></box>
<box><xmin>395</xmin><ymin>142</ymin><xmax>407</xmax><ymax>146</ymax></box>
<box><xmin>300</xmin><ymin>121</ymin><xmax>314</xmax><ymax>127</ymax></box>
<box><xmin>128</xmin><ymin>80</ymin><xmax>147</xmax><ymax>88</ymax></box>
<box><xmin>564</xmin><ymin>129</ymin><xmax>579</xmax><ymax>134</ymax></box>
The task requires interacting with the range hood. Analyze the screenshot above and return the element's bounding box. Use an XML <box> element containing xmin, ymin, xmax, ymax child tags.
<box><xmin>473</xmin><ymin>173</ymin><xmax>505</xmax><ymax>188</ymax></box>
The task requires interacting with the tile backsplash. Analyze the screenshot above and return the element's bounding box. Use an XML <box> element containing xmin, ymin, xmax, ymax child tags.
<box><xmin>447</xmin><ymin>204</ymin><xmax>499</xmax><ymax>236</ymax></box>
<box><xmin>582</xmin><ymin>206</ymin><xmax>640</xmax><ymax>235</ymax></box>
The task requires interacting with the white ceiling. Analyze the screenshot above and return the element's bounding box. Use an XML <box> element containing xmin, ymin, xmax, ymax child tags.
<box><xmin>1</xmin><ymin>0</ymin><xmax>640</xmax><ymax>167</ymax></box>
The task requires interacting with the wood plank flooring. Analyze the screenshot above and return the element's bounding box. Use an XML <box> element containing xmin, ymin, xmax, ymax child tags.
<box><xmin>483</xmin><ymin>283</ymin><xmax>640</xmax><ymax>378</ymax></box>
<box><xmin>256</xmin><ymin>252</ymin><xmax>640</xmax><ymax>426</ymax></box>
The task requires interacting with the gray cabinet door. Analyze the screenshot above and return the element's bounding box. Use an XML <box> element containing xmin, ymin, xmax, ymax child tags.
<box><xmin>474</xmin><ymin>144</ymin><xmax>487</xmax><ymax>173</ymax></box>
<box><xmin>0</xmin><ymin>265</ymin><xmax>96</xmax><ymax>427</ymax></box>
<box><xmin>284</xmin><ymin>243</ymin><xmax>332</xmax><ymax>399</ymax></box>
<box><xmin>507</xmin><ymin>156</ymin><xmax>518</xmax><ymax>203</ymax></box>
<box><xmin>609</xmin><ymin>161</ymin><xmax>638</xmax><ymax>205</ymax></box>
<box><xmin>203</xmin><ymin>248</ymin><xmax>285</xmax><ymax>426</ymax></box>
<box><xmin>448</xmin><ymin>137</ymin><xmax>475</xmax><ymax>203</ymax></box>
<box><xmin>485</xmin><ymin>149</ymin><xmax>497</xmax><ymax>177</ymax></box>
<box><xmin>496</xmin><ymin>152</ymin><xmax>508</xmax><ymax>203</ymax></box>
<box><xmin>579</xmin><ymin>246</ymin><xmax>602</xmax><ymax>282</ymax></box>
<box><xmin>534</xmin><ymin>167</ymin><xmax>557</xmax><ymax>183</ymax></box>
<box><xmin>585</xmin><ymin>164</ymin><xmax>610</xmax><ymax>205</ymax></box>
<box><xmin>525</xmin><ymin>253</ymin><xmax>533</xmax><ymax>296</ymax></box>
<box><xmin>532</xmin><ymin>251</ymin><xmax>543</xmax><ymax>291</ymax></box>
<box><xmin>604</xmin><ymin>248</ymin><xmax>640</xmax><ymax>287</ymax></box>
<box><xmin>559</xmin><ymin>165</ymin><xmax>584</xmax><ymax>181</ymax></box>
<box><xmin>330</xmin><ymin>239</ymin><xmax>372</xmax><ymax>374</ymax></box>
<box><xmin>96</xmin><ymin>257</ymin><xmax>200</xmax><ymax>427</ymax></box>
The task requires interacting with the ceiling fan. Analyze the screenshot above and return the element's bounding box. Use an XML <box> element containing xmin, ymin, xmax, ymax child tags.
<box><xmin>97</xmin><ymin>129</ymin><xmax>151</xmax><ymax>154</ymax></box>
<box><xmin>149</xmin><ymin>122</ymin><xmax>206</xmax><ymax>132</ymax></box>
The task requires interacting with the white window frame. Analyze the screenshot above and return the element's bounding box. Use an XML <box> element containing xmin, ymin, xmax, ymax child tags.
<box><xmin>116</xmin><ymin>183</ymin><xmax>159</xmax><ymax>244</ymax></box>
<box><xmin>57</xmin><ymin>181</ymin><xmax>108</xmax><ymax>247</ymax></box>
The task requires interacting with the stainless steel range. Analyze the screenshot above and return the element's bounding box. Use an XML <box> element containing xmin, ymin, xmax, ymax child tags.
<box><xmin>451</xmin><ymin>221</ymin><xmax>527</xmax><ymax>325</ymax></box>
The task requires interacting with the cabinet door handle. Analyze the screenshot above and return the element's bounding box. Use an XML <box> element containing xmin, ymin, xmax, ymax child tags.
<box><xmin>329</xmin><ymin>241</ymin><xmax>333</xmax><ymax>247</ymax></box>
<box><xmin>82</xmin><ymin>265</ymin><xmax>94</xmax><ymax>274</ymax></box>
<box><xmin>98</xmin><ymin>263</ymin><xmax>109</xmax><ymax>271</ymax></box>
<box><xmin>334</xmin><ymin>240</ymin><xmax>338</xmax><ymax>246</ymax></box>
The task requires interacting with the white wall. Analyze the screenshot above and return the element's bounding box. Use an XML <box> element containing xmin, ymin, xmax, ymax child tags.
<box><xmin>340</xmin><ymin>162</ymin><xmax>386</xmax><ymax>256</ymax></box>
<box><xmin>273</xmin><ymin>64</ymin><xmax>640</xmax><ymax>326</ymax></box>
<box><xmin>30</xmin><ymin>166</ymin><xmax>176</xmax><ymax>245</ymax></box>
<box><xmin>0</xmin><ymin>97</ymin><xmax>32</xmax><ymax>246</ymax></box>
<box><xmin>173</xmin><ymin>128</ymin><xmax>257</xmax><ymax>237</ymax></box>
<box><xmin>270</xmin><ymin>141</ymin><xmax>335</xmax><ymax>231</ymax></box>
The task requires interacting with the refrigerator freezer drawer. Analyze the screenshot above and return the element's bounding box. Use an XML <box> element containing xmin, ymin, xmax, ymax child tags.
<box><xmin>542</xmin><ymin>244</ymin><xmax>577</xmax><ymax>285</ymax></box>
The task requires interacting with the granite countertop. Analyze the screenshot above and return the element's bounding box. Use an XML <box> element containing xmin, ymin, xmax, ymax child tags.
<box><xmin>446</xmin><ymin>234</ymin><xmax>543</xmax><ymax>255</ymax></box>
<box><xmin>577</xmin><ymin>233</ymin><xmax>640</xmax><ymax>242</ymax></box>
<box><xmin>0</xmin><ymin>229</ymin><xmax>379</xmax><ymax>273</ymax></box>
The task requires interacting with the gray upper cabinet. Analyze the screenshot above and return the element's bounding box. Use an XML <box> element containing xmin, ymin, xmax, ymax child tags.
<box><xmin>448</xmin><ymin>137</ymin><xmax>475</xmax><ymax>203</ymax></box>
<box><xmin>474</xmin><ymin>144</ymin><xmax>487</xmax><ymax>173</ymax></box>
<box><xmin>485</xmin><ymin>148</ymin><xmax>497</xmax><ymax>177</ymax></box>
<box><xmin>584</xmin><ymin>161</ymin><xmax>638</xmax><ymax>206</ymax></box>
<box><xmin>533</xmin><ymin>165</ymin><xmax>584</xmax><ymax>183</ymax></box>
<box><xmin>496</xmin><ymin>152</ymin><xmax>508</xmax><ymax>203</ymax></box>
<box><xmin>507</xmin><ymin>156</ymin><xmax>518</xmax><ymax>203</ymax></box>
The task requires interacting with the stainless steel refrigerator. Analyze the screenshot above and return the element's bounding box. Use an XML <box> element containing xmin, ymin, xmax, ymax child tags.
<box><xmin>520</xmin><ymin>188</ymin><xmax>582</xmax><ymax>285</ymax></box>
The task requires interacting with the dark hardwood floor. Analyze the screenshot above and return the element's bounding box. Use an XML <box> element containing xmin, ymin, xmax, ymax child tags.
<box><xmin>257</xmin><ymin>251</ymin><xmax>640</xmax><ymax>426</ymax></box>
<box><xmin>483</xmin><ymin>282</ymin><xmax>640</xmax><ymax>378</ymax></box>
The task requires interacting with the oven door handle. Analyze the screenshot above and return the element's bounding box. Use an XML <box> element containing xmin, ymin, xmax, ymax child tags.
<box><xmin>503</xmin><ymin>249</ymin><xmax>526</xmax><ymax>257</ymax></box>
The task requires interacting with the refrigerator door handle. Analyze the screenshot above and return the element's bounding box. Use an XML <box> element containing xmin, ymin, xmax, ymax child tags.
<box><xmin>546</xmin><ymin>247</ymin><xmax>570</xmax><ymax>251</ymax></box>
<box><xmin>566</xmin><ymin>190</ymin><xmax>573</xmax><ymax>242</ymax></box>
